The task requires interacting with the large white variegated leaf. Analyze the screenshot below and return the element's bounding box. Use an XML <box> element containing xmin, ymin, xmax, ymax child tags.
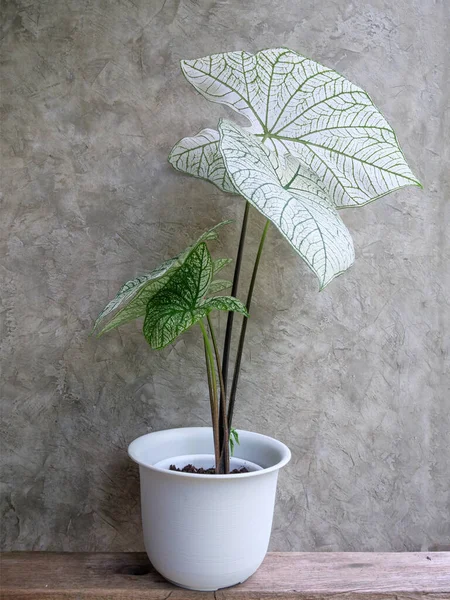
<box><xmin>92</xmin><ymin>220</ymin><xmax>231</xmax><ymax>335</ymax></box>
<box><xmin>219</xmin><ymin>120</ymin><xmax>355</xmax><ymax>288</ymax></box>
<box><xmin>168</xmin><ymin>129</ymin><xmax>237</xmax><ymax>194</ymax></box>
<box><xmin>179</xmin><ymin>48</ymin><xmax>420</xmax><ymax>207</ymax></box>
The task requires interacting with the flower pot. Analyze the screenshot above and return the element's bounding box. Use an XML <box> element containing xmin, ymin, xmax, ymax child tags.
<box><xmin>128</xmin><ymin>427</ymin><xmax>291</xmax><ymax>591</ymax></box>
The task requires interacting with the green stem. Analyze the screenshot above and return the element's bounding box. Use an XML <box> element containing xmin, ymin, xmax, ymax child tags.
<box><xmin>207</xmin><ymin>314</ymin><xmax>229</xmax><ymax>474</ymax></box>
<box><xmin>200</xmin><ymin>321</ymin><xmax>220</xmax><ymax>472</ymax></box>
<box><xmin>227</xmin><ymin>219</ymin><xmax>270</xmax><ymax>430</ymax></box>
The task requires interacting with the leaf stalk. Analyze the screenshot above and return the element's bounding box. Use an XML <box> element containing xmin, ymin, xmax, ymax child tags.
<box><xmin>199</xmin><ymin>320</ymin><xmax>220</xmax><ymax>472</ymax></box>
<box><xmin>206</xmin><ymin>314</ymin><xmax>229</xmax><ymax>474</ymax></box>
<box><xmin>221</xmin><ymin>202</ymin><xmax>250</xmax><ymax>397</ymax></box>
<box><xmin>227</xmin><ymin>219</ymin><xmax>270</xmax><ymax>429</ymax></box>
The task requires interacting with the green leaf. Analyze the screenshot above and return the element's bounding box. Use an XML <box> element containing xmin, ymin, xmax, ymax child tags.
<box><xmin>175</xmin><ymin>48</ymin><xmax>420</xmax><ymax>207</ymax></box>
<box><xmin>143</xmin><ymin>243</ymin><xmax>213</xmax><ymax>349</ymax></box>
<box><xmin>219</xmin><ymin>120</ymin><xmax>355</xmax><ymax>288</ymax></box>
<box><xmin>212</xmin><ymin>257</ymin><xmax>232</xmax><ymax>275</ymax></box>
<box><xmin>92</xmin><ymin>258</ymin><xmax>176</xmax><ymax>335</ymax></box>
<box><xmin>92</xmin><ymin>221</ymin><xmax>232</xmax><ymax>335</ymax></box>
<box><xmin>230</xmin><ymin>428</ymin><xmax>240</xmax><ymax>456</ymax></box>
<box><xmin>143</xmin><ymin>246</ymin><xmax>248</xmax><ymax>350</ymax></box>
<box><xmin>202</xmin><ymin>296</ymin><xmax>249</xmax><ymax>317</ymax></box>
<box><xmin>207</xmin><ymin>279</ymin><xmax>232</xmax><ymax>294</ymax></box>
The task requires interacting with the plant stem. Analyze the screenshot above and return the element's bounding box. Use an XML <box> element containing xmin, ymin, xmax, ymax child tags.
<box><xmin>221</xmin><ymin>202</ymin><xmax>250</xmax><ymax>396</ymax></box>
<box><xmin>200</xmin><ymin>321</ymin><xmax>220</xmax><ymax>472</ymax></box>
<box><xmin>227</xmin><ymin>219</ymin><xmax>270</xmax><ymax>430</ymax></box>
<box><xmin>207</xmin><ymin>314</ymin><xmax>229</xmax><ymax>474</ymax></box>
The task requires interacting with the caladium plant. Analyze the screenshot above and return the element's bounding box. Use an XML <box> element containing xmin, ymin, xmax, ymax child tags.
<box><xmin>95</xmin><ymin>47</ymin><xmax>420</xmax><ymax>474</ymax></box>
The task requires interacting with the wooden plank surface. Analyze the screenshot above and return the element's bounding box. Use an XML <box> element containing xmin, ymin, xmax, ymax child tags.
<box><xmin>1</xmin><ymin>551</ymin><xmax>449</xmax><ymax>599</ymax></box>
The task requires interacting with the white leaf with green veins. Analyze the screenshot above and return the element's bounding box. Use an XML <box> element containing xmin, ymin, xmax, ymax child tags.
<box><xmin>219</xmin><ymin>119</ymin><xmax>355</xmax><ymax>288</ymax></box>
<box><xmin>175</xmin><ymin>47</ymin><xmax>420</xmax><ymax>206</ymax></box>
<box><xmin>168</xmin><ymin>129</ymin><xmax>238</xmax><ymax>194</ymax></box>
<box><xmin>92</xmin><ymin>221</ymin><xmax>232</xmax><ymax>335</ymax></box>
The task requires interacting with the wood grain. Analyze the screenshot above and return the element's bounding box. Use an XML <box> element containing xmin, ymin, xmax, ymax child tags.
<box><xmin>1</xmin><ymin>552</ymin><xmax>449</xmax><ymax>599</ymax></box>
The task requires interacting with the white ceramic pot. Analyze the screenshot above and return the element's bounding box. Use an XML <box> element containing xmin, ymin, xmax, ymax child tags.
<box><xmin>128</xmin><ymin>427</ymin><xmax>291</xmax><ymax>591</ymax></box>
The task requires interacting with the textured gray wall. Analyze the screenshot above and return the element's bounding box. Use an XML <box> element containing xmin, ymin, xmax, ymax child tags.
<box><xmin>1</xmin><ymin>0</ymin><xmax>449</xmax><ymax>553</ymax></box>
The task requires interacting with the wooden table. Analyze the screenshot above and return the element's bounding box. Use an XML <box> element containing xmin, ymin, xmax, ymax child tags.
<box><xmin>1</xmin><ymin>552</ymin><xmax>449</xmax><ymax>599</ymax></box>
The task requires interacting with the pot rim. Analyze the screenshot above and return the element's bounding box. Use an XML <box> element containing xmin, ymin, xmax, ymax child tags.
<box><xmin>128</xmin><ymin>427</ymin><xmax>291</xmax><ymax>480</ymax></box>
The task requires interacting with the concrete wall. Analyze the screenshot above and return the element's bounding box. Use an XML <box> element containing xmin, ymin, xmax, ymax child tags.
<box><xmin>1</xmin><ymin>0</ymin><xmax>449</xmax><ymax>552</ymax></box>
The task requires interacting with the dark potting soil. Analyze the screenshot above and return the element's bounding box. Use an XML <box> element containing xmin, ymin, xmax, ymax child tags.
<box><xmin>169</xmin><ymin>464</ymin><xmax>249</xmax><ymax>475</ymax></box>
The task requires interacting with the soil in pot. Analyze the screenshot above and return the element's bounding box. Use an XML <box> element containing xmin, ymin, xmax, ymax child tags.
<box><xmin>154</xmin><ymin>453</ymin><xmax>263</xmax><ymax>474</ymax></box>
<box><xmin>169</xmin><ymin>464</ymin><xmax>249</xmax><ymax>474</ymax></box>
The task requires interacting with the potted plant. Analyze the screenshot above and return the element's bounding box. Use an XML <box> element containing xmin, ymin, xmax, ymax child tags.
<box><xmin>93</xmin><ymin>48</ymin><xmax>420</xmax><ymax>591</ymax></box>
